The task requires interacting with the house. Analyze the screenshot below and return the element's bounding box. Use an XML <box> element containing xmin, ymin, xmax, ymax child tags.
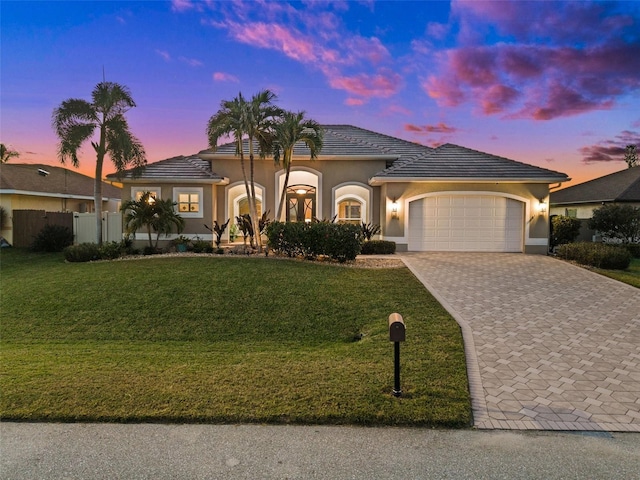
<box><xmin>109</xmin><ymin>125</ymin><xmax>569</xmax><ymax>254</ymax></box>
<box><xmin>550</xmin><ymin>167</ymin><xmax>640</xmax><ymax>241</ymax></box>
<box><xmin>0</xmin><ymin>163</ymin><xmax>122</xmax><ymax>245</ymax></box>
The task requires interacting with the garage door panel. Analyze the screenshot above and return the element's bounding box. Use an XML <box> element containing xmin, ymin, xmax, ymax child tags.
<box><xmin>408</xmin><ymin>195</ymin><xmax>523</xmax><ymax>252</ymax></box>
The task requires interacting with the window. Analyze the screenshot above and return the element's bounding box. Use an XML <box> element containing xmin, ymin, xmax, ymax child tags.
<box><xmin>178</xmin><ymin>193</ymin><xmax>199</xmax><ymax>213</ymax></box>
<box><xmin>132</xmin><ymin>187</ymin><xmax>160</xmax><ymax>204</ymax></box>
<box><xmin>238</xmin><ymin>197</ymin><xmax>262</xmax><ymax>217</ymax></box>
<box><xmin>173</xmin><ymin>187</ymin><xmax>203</xmax><ymax>218</ymax></box>
<box><xmin>338</xmin><ymin>199</ymin><xmax>362</xmax><ymax>224</ymax></box>
<box><xmin>566</xmin><ymin>208</ymin><xmax>577</xmax><ymax>218</ymax></box>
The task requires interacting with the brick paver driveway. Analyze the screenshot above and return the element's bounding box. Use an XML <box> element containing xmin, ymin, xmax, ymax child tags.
<box><xmin>401</xmin><ymin>253</ymin><xmax>640</xmax><ymax>432</ymax></box>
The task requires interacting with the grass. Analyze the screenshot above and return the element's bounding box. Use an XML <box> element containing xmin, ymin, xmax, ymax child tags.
<box><xmin>0</xmin><ymin>248</ymin><xmax>471</xmax><ymax>426</ymax></box>
<box><xmin>594</xmin><ymin>257</ymin><xmax>640</xmax><ymax>288</ymax></box>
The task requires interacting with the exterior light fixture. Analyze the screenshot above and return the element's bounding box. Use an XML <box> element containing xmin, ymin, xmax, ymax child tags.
<box><xmin>538</xmin><ymin>199</ymin><xmax>547</xmax><ymax>214</ymax></box>
<box><xmin>391</xmin><ymin>198</ymin><xmax>399</xmax><ymax>219</ymax></box>
<box><xmin>296</xmin><ymin>188</ymin><xmax>307</xmax><ymax>195</ymax></box>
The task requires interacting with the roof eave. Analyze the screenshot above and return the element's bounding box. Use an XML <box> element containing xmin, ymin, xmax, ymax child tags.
<box><xmin>114</xmin><ymin>177</ymin><xmax>229</xmax><ymax>185</ymax></box>
<box><xmin>369</xmin><ymin>176</ymin><xmax>570</xmax><ymax>186</ymax></box>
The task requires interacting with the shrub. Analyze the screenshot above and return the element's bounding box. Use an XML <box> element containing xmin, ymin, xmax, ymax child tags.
<box><xmin>192</xmin><ymin>239</ymin><xmax>214</xmax><ymax>253</ymax></box>
<box><xmin>556</xmin><ymin>242</ymin><xmax>632</xmax><ymax>270</ymax></box>
<box><xmin>99</xmin><ymin>241</ymin><xmax>124</xmax><ymax>260</ymax></box>
<box><xmin>361</xmin><ymin>240</ymin><xmax>396</xmax><ymax>255</ymax></box>
<box><xmin>360</xmin><ymin>222</ymin><xmax>381</xmax><ymax>241</ymax></box>
<box><xmin>31</xmin><ymin>224</ymin><xmax>74</xmax><ymax>252</ymax></box>
<box><xmin>64</xmin><ymin>243</ymin><xmax>101</xmax><ymax>262</ymax></box>
<box><xmin>625</xmin><ymin>244</ymin><xmax>640</xmax><ymax>258</ymax></box>
<box><xmin>266</xmin><ymin>221</ymin><xmax>362</xmax><ymax>262</ymax></box>
<box><xmin>551</xmin><ymin>215</ymin><xmax>582</xmax><ymax>247</ymax></box>
<box><xmin>588</xmin><ymin>204</ymin><xmax>640</xmax><ymax>243</ymax></box>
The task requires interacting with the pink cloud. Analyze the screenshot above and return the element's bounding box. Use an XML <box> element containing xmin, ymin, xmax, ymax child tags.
<box><xmin>404</xmin><ymin>122</ymin><xmax>458</xmax><ymax>134</ymax></box>
<box><xmin>155</xmin><ymin>49</ymin><xmax>171</xmax><ymax>62</ymax></box>
<box><xmin>427</xmin><ymin>1</ymin><xmax>640</xmax><ymax>120</ymax></box>
<box><xmin>213</xmin><ymin>72</ymin><xmax>239</xmax><ymax>83</ymax></box>
<box><xmin>345</xmin><ymin>98</ymin><xmax>366</xmax><ymax>106</ymax></box>
<box><xmin>328</xmin><ymin>69</ymin><xmax>402</xmax><ymax>98</ymax></box>
<box><xmin>579</xmin><ymin>130</ymin><xmax>640</xmax><ymax>163</ymax></box>
<box><xmin>179</xmin><ymin>56</ymin><xmax>203</xmax><ymax>67</ymax></box>
<box><xmin>171</xmin><ymin>0</ymin><xmax>196</xmax><ymax>13</ymax></box>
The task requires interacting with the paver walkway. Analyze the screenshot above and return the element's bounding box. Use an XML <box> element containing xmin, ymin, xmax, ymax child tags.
<box><xmin>401</xmin><ymin>253</ymin><xmax>640</xmax><ymax>432</ymax></box>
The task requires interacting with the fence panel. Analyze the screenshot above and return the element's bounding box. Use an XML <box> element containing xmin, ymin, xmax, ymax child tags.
<box><xmin>12</xmin><ymin>210</ymin><xmax>74</xmax><ymax>248</ymax></box>
<box><xmin>74</xmin><ymin>212</ymin><xmax>123</xmax><ymax>244</ymax></box>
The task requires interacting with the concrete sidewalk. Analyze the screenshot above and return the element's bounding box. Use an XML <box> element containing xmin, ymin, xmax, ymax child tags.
<box><xmin>401</xmin><ymin>253</ymin><xmax>640</xmax><ymax>432</ymax></box>
<box><xmin>2</xmin><ymin>423</ymin><xmax>639</xmax><ymax>479</ymax></box>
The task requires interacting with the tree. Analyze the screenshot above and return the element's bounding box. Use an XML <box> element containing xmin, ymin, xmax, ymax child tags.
<box><xmin>121</xmin><ymin>192</ymin><xmax>184</xmax><ymax>249</ymax></box>
<box><xmin>588</xmin><ymin>204</ymin><xmax>640</xmax><ymax>243</ymax></box>
<box><xmin>624</xmin><ymin>145</ymin><xmax>638</xmax><ymax>168</ymax></box>
<box><xmin>207</xmin><ymin>90</ymin><xmax>281</xmax><ymax>251</ymax></box>
<box><xmin>0</xmin><ymin>143</ymin><xmax>20</xmax><ymax>163</ymax></box>
<box><xmin>52</xmin><ymin>81</ymin><xmax>146</xmax><ymax>244</ymax></box>
<box><xmin>272</xmin><ymin>111</ymin><xmax>323</xmax><ymax>221</ymax></box>
<box><xmin>550</xmin><ymin>215</ymin><xmax>582</xmax><ymax>248</ymax></box>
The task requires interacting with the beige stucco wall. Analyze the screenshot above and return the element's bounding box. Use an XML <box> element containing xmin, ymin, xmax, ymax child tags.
<box><xmin>379</xmin><ymin>182</ymin><xmax>551</xmax><ymax>254</ymax></box>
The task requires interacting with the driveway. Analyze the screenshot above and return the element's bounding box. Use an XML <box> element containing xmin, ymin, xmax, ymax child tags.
<box><xmin>401</xmin><ymin>253</ymin><xmax>640</xmax><ymax>432</ymax></box>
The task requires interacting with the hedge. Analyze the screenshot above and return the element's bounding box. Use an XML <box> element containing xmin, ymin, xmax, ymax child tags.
<box><xmin>360</xmin><ymin>240</ymin><xmax>396</xmax><ymax>255</ymax></box>
<box><xmin>556</xmin><ymin>242</ymin><xmax>632</xmax><ymax>270</ymax></box>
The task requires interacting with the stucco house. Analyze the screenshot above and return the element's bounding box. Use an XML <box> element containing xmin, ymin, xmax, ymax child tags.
<box><xmin>0</xmin><ymin>163</ymin><xmax>122</xmax><ymax>245</ymax></box>
<box><xmin>550</xmin><ymin>167</ymin><xmax>640</xmax><ymax>242</ymax></box>
<box><xmin>109</xmin><ymin>125</ymin><xmax>569</xmax><ymax>254</ymax></box>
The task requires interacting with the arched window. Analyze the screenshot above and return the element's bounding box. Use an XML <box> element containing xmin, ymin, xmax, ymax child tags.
<box><xmin>286</xmin><ymin>185</ymin><xmax>316</xmax><ymax>223</ymax></box>
<box><xmin>338</xmin><ymin>198</ymin><xmax>362</xmax><ymax>224</ymax></box>
<box><xmin>238</xmin><ymin>197</ymin><xmax>262</xmax><ymax>217</ymax></box>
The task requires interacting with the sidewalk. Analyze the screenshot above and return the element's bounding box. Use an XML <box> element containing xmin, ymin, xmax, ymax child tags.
<box><xmin>1</xmin><ymin>423</ymin><xmax>639</xmax><ymax>479</ymax></box>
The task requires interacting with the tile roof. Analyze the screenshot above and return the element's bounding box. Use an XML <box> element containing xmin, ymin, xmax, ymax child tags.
<box><xmin>199</xmin><ymin>124</ymin><xmax>429</xmax><ymax>160</ymax></box>
<box><xmin>1</xmin><ymin>163</ymin><xmax>121</xmax><ymax>199</ymax></box>
<box><xmin>107</xmin><ymin>155</ymin><xmax>226</xmax><ymax>181</ymax></box>
<box><xmin>550</xmin><ymin>167</ymin><xmax>640</xmax><ymax>204</ymax></box>
<box><xmin>109</xmin><ymin>125</ymin><xmax>569</xmax><ymax>184</ymax></box>
<box><xmin>370</xmin><ymin>143</ymin><xmax>570</xmax><ymax>183</ymax></box>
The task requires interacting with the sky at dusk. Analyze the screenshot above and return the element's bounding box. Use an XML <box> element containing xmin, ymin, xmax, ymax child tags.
<box><xmin>1</xmin><ymin>0</ymin><xmax>639</xmax><ymax>187</ymax></box>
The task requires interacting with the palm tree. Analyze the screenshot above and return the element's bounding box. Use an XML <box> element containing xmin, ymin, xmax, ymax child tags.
<box><xmin>272</xmin><ymin>111</ymin><xmax>323</xmax><ymax>221</ymax></box>
<box><xmin>52</xmin><ymin>81</ymin><xmax>146</xmax><ymax>244</ymax></box>
<box><xmin>0</xmin><ymin>143</ymin><xmax>20</xmax><ymax>163</ymax></box>
<box><xmin>121</xmin><ymin>192</ymin><xmax>184</xmax><ymax>249</ymax></box>
<box><xmin>207</xmin><ymin>89</ymin><xmax>281</xmax><ymax>251</ymax></box>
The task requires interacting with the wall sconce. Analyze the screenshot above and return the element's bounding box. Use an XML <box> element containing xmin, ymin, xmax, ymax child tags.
<box><xmin>537</xmin><ymin>199</ymin><xmax>547</xmax><ymax>214</ymax></box>
<box><xmin>391</xmin><ymin>198</ymin><xmax>399</xmax><ymax>219</ymax></box>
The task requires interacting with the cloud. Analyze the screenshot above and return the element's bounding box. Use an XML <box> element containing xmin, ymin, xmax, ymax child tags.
<box><xmin>425</xmin><ymin>1</ymin><xmax>640</xmax><ymax>120</ymax></box>
<box><xmin>188</xmin><ymin>2</ymin><xmax>398</xmax><ymax>102</ymax></box>
<box><xmin>171</xmin><ymin>0</ymin><xmax>197</xmax><ymax>12</ymax></box>
<box><xmin>213</xmin><ymin>72</ymin><xmax>239</xmax><ymax>83</ymax></box>
<box><xmin>328</xmin><ymin>69</ymin><xmax>402</xmax><ymax>98</ymax></box>
<box><xmin>345</xmin><ymin>98</ymin><xmax>366</xmax><ymax>106</ymax></box>
<box><xmin>579</xmin><ymin>130</ymin><xmax>640</xmax><ymax>163</ymax></box>
<box><xmin>155</xmin><ymin>50</ymin><xmax>171</xmax><ymax>62</ymax></box>
<box><xmin>404</xmin><ymin>122</ymin><xmax>458</xmax><ymax>134</ymax></box>
<box><xmin>179</xmin><ymin>56</ymin><xmax>203</xmax><ymax>67</ymax></box>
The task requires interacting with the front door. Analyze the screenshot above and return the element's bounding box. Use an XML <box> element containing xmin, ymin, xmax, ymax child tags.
<box><xmin>286</xmin><ymin>185</ymin><xmax>316</xmax><ymax>222</ymax></box>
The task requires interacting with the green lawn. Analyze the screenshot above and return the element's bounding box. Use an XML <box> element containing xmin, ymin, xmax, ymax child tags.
<box><xmin>0</xmin><ymin>249</ymin><xmax>471</xmax><ymax>426</ymax></box>
<box><xmin>594</xmin><ymin>257</ymin><xmax>640</xmax><ymax>288</ymax></box>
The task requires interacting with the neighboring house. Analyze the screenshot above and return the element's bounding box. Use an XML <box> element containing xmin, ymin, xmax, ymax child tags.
<box><xmin>109</xmin><ymin>125</ymin><xmax>569</xmax><ymax>254</ymax></box>
<box><xmin>550</xmin><ymin>167</ymin><xmax>640</xmax><ymax>242</ymax></box>
<box><xmin>0</xmin><ymin>163</ymin><xmax>122</xmax><ymax>245</ymax></box>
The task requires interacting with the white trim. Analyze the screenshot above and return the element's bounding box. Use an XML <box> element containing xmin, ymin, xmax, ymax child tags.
<box><xmin>331</xmin><ymin>182</ymin><xmax>372</xmax><ymax>223</ymax></box>
<box><xmin>1</xmin><ymin>189</ymin><xmax>119</xmax><ymax>202</ymax></box>
<box><xmin>173</xmin><ymin>187</ymin><xmax>204</xmax><ymax>219</ymax></box>
<box><xmin>274</xmin><ymin>167</ymin><xmax>322</xmax><ymax>221</ymax></box>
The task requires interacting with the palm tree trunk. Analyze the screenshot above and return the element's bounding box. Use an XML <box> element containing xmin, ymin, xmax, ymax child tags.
<box><xmin>276</xmin><ymin>159</ymin><xmax>292</xmax><ymax>221</ymax></box>
<box><xmin>248</xmin><ymin>144</ymin><xmax>262</xmax><ymax>251</ymax></box>
<box><xmin>94</xmin><ymin>127</ymin><xmax>106</xmax><ymax>245</ymax></box>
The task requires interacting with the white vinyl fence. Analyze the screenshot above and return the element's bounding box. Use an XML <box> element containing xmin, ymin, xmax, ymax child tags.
<box><xmin>73</xmin><ymin>212</ymin><xmax>123</xmax><ymax>244</ymax></box>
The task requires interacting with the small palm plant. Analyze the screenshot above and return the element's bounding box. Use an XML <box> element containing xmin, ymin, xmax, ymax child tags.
<box><xmin>204</xmin><ymin>219</ymin><xmax>230</xmax><ymax>248</ymax></box>
<box><xmin>121</xmin><ymin>192</ymin><xmax>184</xmax><ymax>250</ymax></box>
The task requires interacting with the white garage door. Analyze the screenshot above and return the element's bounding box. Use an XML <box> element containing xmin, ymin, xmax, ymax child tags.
<box><xmin>408</xmin><ymin>195</ymin><xmax>524</xmax><ymax>252</ymax></box>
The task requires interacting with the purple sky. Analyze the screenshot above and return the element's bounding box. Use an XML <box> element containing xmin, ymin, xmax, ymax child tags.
<box><xmin>1</xmin><ymin>0</ymin><xmax>639</xmax><ymax>186</ymax></box>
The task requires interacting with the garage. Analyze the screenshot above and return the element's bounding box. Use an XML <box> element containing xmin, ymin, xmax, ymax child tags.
<box><xmin>408</xmin><ymin>195</ymin><xmax>524</xmax><ymax>252</ymax></box>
